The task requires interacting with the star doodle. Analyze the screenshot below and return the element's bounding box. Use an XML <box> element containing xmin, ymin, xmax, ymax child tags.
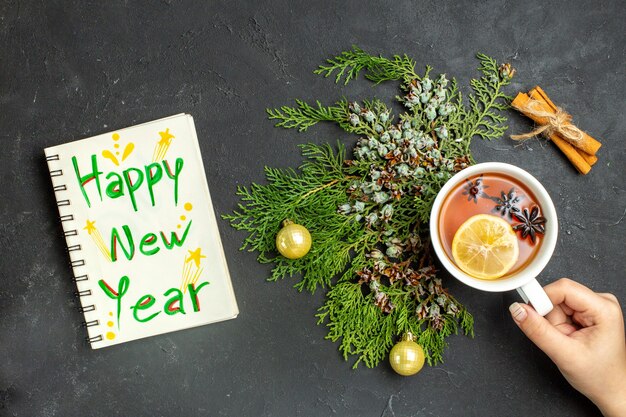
<box><xmin>157</xmin><ymin>128</ymin><xmax>175</xmax><ymax>146</ymax></box>
<box><xmin>186</xmin><ymin>247</ymin><xmax>206</xmax><ymax>268</ymax></box>
<box><xmin>84</xmin><ymin>219</ymin><xmax>97</xmax><ymax>235</ymax></box>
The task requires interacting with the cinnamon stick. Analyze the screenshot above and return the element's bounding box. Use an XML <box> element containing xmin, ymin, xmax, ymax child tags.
<box><xmin>550</xmin><ymin>135</ymin><xmax>593</xmax><ymax>175</ymax></box>
<box><xmin>511</xmin><ymin>93</ymin><xmax>592</xmax><ymax>174</ymax></box>
<box><xmin>580</xmin><ymin>151</ymin><xmax>598</xmax><ymax>166</ymax></box>
<box><xmin>528</xmin><ymin>86</ymin><xmax>602</xmax><ymax>156</ymax></box>
<box><xmin>529</xmin><ymin>87</ymin><xmax>597</xmax><ymax>166</ymax></box>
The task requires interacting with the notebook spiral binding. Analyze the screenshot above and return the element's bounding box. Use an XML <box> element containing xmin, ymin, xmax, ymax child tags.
<box><xmin>46</xmin><ymin>152</ymin><xmax>103</xmax><ymax>346</ymax></box>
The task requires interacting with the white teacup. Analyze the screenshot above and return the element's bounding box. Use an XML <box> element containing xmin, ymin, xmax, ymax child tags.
<box><xmin>429</xmin><ymin>162</ymin><xmax>557</xmax><ymax>316</ymax></box>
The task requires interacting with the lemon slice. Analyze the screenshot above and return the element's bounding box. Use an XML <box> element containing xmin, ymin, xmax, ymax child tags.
<box><xmin>451</xmin><ymin>214</ymin><xmax>519</xmax><ymax>280</ymax></box>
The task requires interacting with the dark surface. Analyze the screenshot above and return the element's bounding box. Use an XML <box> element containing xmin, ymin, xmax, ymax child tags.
<box><xmin>1</xmin><ymin>1</ymin><xmax>624</xmax><ymax>416</ymax></box>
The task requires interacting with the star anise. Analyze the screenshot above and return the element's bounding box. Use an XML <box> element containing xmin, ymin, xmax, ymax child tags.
<box><xmin>513</xmin><ymin>206</ymin><xmax>546</xmax><ymax>243</ymax></box>
<box><xmin>462</xmin><ymin>175</ymin><xmax>489</xmax><ymax>203</ymax></box>
<box><xmin>490</xmin><ymin>188</ymin><xmax>522</xmax><ymax>218</ymax></box>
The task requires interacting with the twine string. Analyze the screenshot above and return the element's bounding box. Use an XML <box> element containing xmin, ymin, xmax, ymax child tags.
<box><xmin>511</xmin><ymin>99</ymin><xmax>584</xmax><ymax>144</ymax></box>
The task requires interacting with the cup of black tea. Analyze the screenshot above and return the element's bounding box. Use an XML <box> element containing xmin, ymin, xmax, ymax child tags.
<box><xmin>429</xmin><ymin>162</ymin><xmax>558</xmax><ymax>316</ymax></box>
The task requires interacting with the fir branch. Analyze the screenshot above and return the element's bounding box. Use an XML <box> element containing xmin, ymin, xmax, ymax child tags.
<box><xmin>224</xmin><ymin>143</ymin><xmax>366</xmax><ymax>292</ymax></box>
<box><xmin>314</xmin><ymin>46</ymin><xmax>418</xmax><ymax>85</ymax></box>
<box><xmin>228</xmin><ymin>48</ymin><xmax>513</xmax><ymax>369</ymax></box>
<box><xmin>316</xmin><ymin>281</ymin><xmax>396</xmax><ymax>368</ymax></box>
<box><xmin>459</xmin><ymin>308</ymin><xmax>475</xmax><ymax>338</ymax></box>
<box><xmin>267</xmin><ymin>99</ymin><xmax>348</xmax><ymax>132</ymax></box>
<box><xmin>268</xmin><ymin>97</ymin><xmax>394</xmax><ymax>138</ymax></box>
<box><xmin>460</xmin><ymin>53</ymin><xmax>513</xmax><ymax>142</ymax></box>
<box><xmin>317</xmin><ymin>279</ymin><xmax>474</xmax><ymax>367</ymax></box>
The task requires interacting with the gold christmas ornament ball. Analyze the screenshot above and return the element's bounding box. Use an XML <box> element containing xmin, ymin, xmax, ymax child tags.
<box><xmin>389</xmin><ymin>332</ymin><xmax>425</xmax><ymax>376</ymax></box>
<box><xmin>276</xmin><ymin>220</ymin><xmax>312</xmax><ymax>259</ymax></box>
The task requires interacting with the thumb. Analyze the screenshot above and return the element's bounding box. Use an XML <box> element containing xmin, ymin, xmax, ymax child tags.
<box><xmin>509</xmin><ymin>302</ymin><xmax>571</xmax><ymax>362</ymax></box>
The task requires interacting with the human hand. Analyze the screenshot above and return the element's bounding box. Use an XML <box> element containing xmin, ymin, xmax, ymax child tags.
<box><xmin>509</xmin><ymin>278</ymin><xmax>626</xmax><ymax>417</ymax></box>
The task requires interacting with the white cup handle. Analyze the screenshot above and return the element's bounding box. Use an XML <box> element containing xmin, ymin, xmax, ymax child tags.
<box><xmin>516</xmin><ymin>278</ymin><xmax>554</xmax><ymax>316</ymax></box>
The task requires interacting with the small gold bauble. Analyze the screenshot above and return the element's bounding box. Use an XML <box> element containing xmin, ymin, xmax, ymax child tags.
<box><xmin>389</xmin><ymin>332</ymin><xmax>425</xmax><ymax>376</ymax></box>
<box><xmin>275</xmin><ymin>220</ymin><xmax>312</xmax><ymax>259</ymax></box>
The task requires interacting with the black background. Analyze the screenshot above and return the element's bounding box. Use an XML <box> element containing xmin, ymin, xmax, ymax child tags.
<box><xmin>1</xmin><ymin>1</ymin><xmax>625</xmax><ymax>416</ymax></box>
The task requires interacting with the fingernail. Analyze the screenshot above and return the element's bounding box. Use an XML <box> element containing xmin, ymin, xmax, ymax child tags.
<box><xmin>509</xmin><ymin>302</ymin><xmax>527</xmax><ymax>322</ymax></box>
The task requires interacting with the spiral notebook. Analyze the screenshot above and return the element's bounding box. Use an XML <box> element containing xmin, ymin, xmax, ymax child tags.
<box><xmin>45</xmin><ymin>114</ymin><xmax>238</xmax><ymax>348</ymax></box>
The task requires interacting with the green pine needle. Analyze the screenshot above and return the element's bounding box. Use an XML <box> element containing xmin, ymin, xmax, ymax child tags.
<box><xmin>266</xmin><ymin>100</ymin><xmax>348</xmax><ymax>132</ymax></box>
<box><xmin>314</xmin><ymin>45</ymin><xmax>419</xmax><ymax>85</ymax></box>
<box><xmin>226</xmin><ymin>47</ymin><xmax>512</xmax><ymax>369</ymax></box>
